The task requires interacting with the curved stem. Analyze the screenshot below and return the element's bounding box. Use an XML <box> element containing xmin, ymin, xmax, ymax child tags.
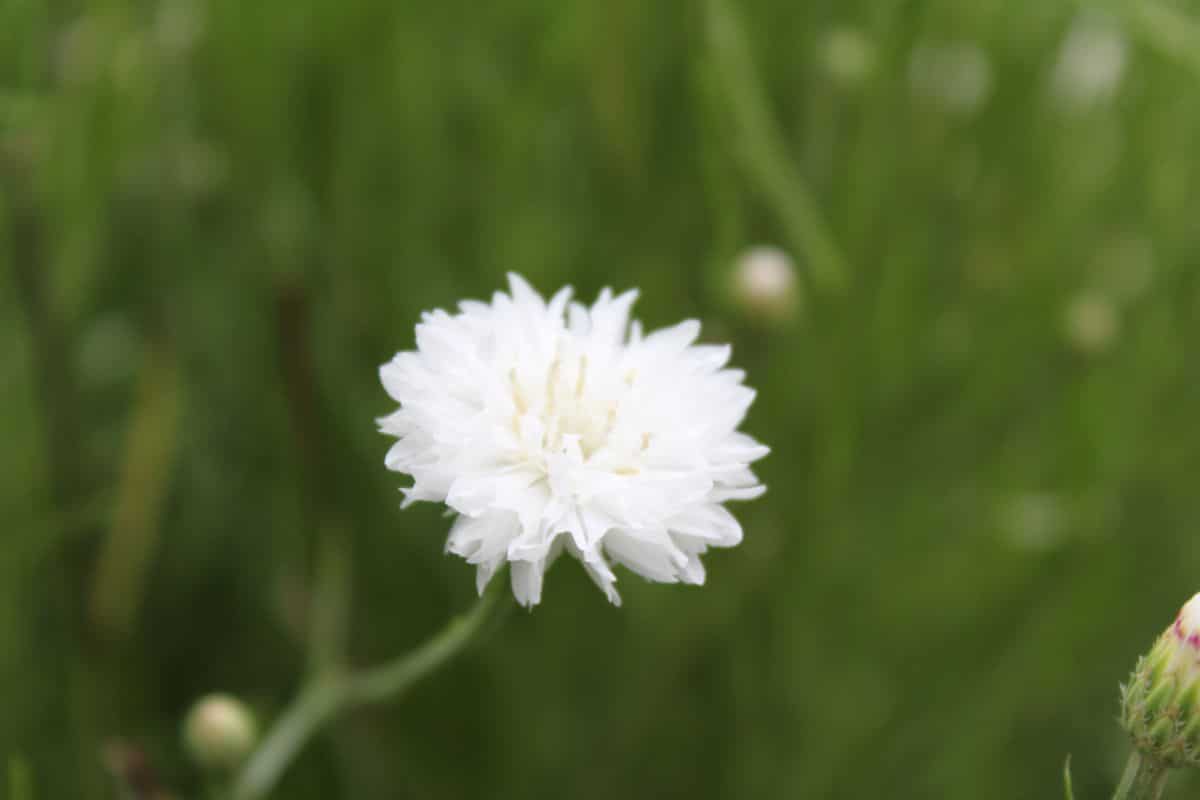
<box><xmin>347</xmin><ymin>578</ymin><xmax>508</xmax><ymax>706</ymax></box>
<box><xmin>231</xmin><ymin>675</ymin><xmax>348</xmax><ymax>800</ymax></box>
<box><xmin>232</xmin><ymin>579</ymin><xmax>509</xmax><ymax>800</ymax></box>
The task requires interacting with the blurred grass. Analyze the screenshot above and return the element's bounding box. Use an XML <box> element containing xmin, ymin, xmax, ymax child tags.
<box><xmin>6</xmin><ymin>0</ymin><xmax>1200</xmax><ymax>798</ymax></box>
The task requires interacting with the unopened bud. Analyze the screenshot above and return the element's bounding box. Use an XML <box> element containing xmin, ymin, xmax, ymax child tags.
<box><xmin>733</xmin><ymin>246</ymin><xmax>800</xmax><ymax>322</ymax></box>
<box><xmin>1122</xmin><ymin>593</ymin><xmax>1200</xmax><ymax>767</ymax></box>
<box><xmin>1063</xmin><ymin>290</ymin><xmax>1118</xmax><ymax>355</ymax></box>
<box><xmin>819</xmin><ymin>27</ymin><xmax>875</xmax><ymax>89</ymax></box>
<box><xmin>182</xmin><ymin>693</ymin><xmax>257</xmax><ymax>772</ymax></box>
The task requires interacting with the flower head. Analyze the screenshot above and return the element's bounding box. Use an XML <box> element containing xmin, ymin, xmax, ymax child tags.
<box><xmin>1122</xmin><ymin>593</ymin><xmax>1200</xmax><ymax>767</ymax></box>
<box><xmin>378</xmin><ymin>274</ymin><xmax>768</xmax><ymax>607</ymax></box>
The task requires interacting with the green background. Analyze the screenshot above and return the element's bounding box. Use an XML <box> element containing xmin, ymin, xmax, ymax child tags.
<box><xmin>5</xmin><ymin>0</ymin><xmax>1200</xmax><ymax>797</ymax></box>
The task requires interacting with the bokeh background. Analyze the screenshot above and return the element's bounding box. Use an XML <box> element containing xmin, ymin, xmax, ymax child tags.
<box><xmin>6</xmin><ymin>0</ymin><xmax>1200</xmax><ymax>797</ymax></box>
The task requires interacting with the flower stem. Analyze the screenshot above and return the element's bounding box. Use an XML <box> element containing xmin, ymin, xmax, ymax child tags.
<box><xmin>347</xmin><ymin>579</ymin><xmax>509</xmax><ymax>706</ymax></box>
<box><xmin>1112</xmin><ymin>752</ymin><xmax>1169</xmax><ymax>800</ymax></box>
<box><xmin>704</xmin><ymin>0</ymin><xmax>849</xmax><ymax>295</ymax></box>
<box><xmin>231</xmin><ymin>579</ymin><xmax>509</xmax><ymax>800</ymax></box>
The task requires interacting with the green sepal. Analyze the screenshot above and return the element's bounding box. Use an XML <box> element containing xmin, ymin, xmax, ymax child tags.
<box><xmin>1148</xmin><ymin>716</ymin><xmax>1175</xmax><ymax>751</ymax></box>
<box><xmin>1144</xmin><ymin>679</ymin><xmax>1178</xmax><ymax>717</ymax></box>
<box><xmin>1175</xmin><ymin>680</ymin><xmax>1200</xmax><ymax>715</ymax></box>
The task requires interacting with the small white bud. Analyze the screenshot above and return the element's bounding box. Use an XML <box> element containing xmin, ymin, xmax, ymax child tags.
<box><xmin>182</xmin><ymin>693</ymin><xmax>257</xmax><ymax>772</ymax></box>
<box><xmin>1062</xmin><ymin>290</ymin><xmax>1119</xmax><ymax>354</ymax></box>
<box><xmin>733</xmin><ymin>246</ymin><xmax>800</xmax><ymax>322</ymax></box>
<box><xmin>819</xmin><ymin>27</ymin><xmax>875</xmax><ymax>89</ymax></box>
<box><xmin>999</xmin><ymin>492</ymin><xmax>1066</xmax><ymax>552</ymax></box>
<box><xmin>1049</xmin><ymin>12</ymin><xmax>1127</xmax><ymax>112</ymax></box>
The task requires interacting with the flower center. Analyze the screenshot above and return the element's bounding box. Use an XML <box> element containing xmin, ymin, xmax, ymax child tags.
<box><xmin>510</xmin><ymin>351</ymin><xmax>611</xmax><ymax>459</ymax></box>
<box><xmin>506</xmin><ymin>343</ymin><xmax>648</xmax><ymax>468</ymax></box>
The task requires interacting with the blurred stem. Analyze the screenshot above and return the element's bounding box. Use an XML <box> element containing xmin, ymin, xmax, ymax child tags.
<box><xmin>205</xmin><ymin>776</ymin><xmax>231</xmax><ymax>800</ymax></box>
<box><xmin>1102</xmin><ymin>0</ymin><xmax>1200</xmax><ymax>81</ymax></box>
<box><xmin>345</xmin><ymin>578</ymin><xmax>510</xmax><ymax>707</ymax></box>
<box><xmin>231</xmin><ymin>674</ymin><xmax>348</xmax><ymax>800</ymax></box>
<box><xmin>273</xmin><ymin>280</ymin><xmax>355</xmax><ymax>669</ymax></box>
<box><xmin>1112</xmin><ymin>752</ymin><xmax>1168</xmax><ymax>800</ymax></box>
<box><xmin>9</xmin><ymin>179</ymin><xmax>83</xmax><ymax>507</ymax></box>
<box><xmin>307</xmin><ymin>523</ymin><xmax>352</xmax><ymax>675</ymax></box>
<box><xmin>231</xmin><ymin>578</ymin><xmax>510</xmax><ymax>800</ymax></box>
<box><xmin>704</xmin><ymin>0</ymin><xmax>849</xmax><ymax>294</ymax></box>
<box><xmin>89</xmin><ymin>341</ymin><xmax>182</xmax><ymax>639</ymax></box>
<box><xmin>7</xmin><ymin>756</ymin><xmax>32</xmax><ymax>800</ymax></box>
<box><xmin>7</xmin><ymin>137</ymin><xmax>106</xmax><ymax>799</ymax></box>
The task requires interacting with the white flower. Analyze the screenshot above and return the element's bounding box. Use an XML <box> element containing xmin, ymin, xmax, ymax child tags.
<box><xmin>378</xmin><ymin>274</ymin><xmax>768</xmax><ymax>607</ymax></box>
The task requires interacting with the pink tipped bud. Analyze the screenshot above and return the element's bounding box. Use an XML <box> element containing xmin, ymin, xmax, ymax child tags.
<box><xmin>1122</xmin><ymin>593</ymin><xmax>1200</xmax><ymax>767</ymax></box>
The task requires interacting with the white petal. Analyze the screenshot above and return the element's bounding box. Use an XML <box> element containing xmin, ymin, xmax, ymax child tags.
<box><xmin>475</xmin><ymin>556</ymin><xmax>505</xmax><ymax>595</ymax></box>
<box><xmin>510</xmin><ymin>559</ymin><xmax>546</xmax><ymax>607</ymax></box>
<box><xmin>584</xmin><ymin>561</ymin><xmax>621</xmax><ymax>605</ymax></box>
<box><xmin>446</xmin><ymin>512</ymin><xmax>520</xmax><ymax>562</ymax></box>
<box><xmin>603</xmin><ymin>530</ymin><xmax>682</xmax><ymax>584</ymax></box>
<box><xmin>678</xmin><ymin>551</ymin><xmax>706</xmax><ymax>585</ymax></box>
<box><xmin>667</xmin><ymin>504</ymin><xmax>744</xmax><ymax>546</ymax></box>
<box><xmin>379</xmin><ymin>357</ymin><xmax>414</xmax><ymax>402</ymax></box>
<box><xmin>506</xmin><ymin>272</ymin><xmax>544</xmax><ymax>309</ymax></box>
<box><xmin>710</xmin><ymin>484</ymin><xmax>768</xmax><ymax>502</ymax></box>
<box><xmin>589</xmin><ymin>288</ymin><xmax>639</xmax><ymax>345</ymax></box>
<box><xmin>547</xmin><ymin>286</ymin><xmax>574</xmax><ymax>319</ymax></box>
<box><xmin>643</xmin><ymin>319</ymin><xmax>701</xmax><ymax>352</ymax></box>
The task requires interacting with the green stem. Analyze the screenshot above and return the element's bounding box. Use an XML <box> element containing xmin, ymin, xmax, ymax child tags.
<box><xmin>704</xmin><ymin>0</ymin><xmax>850</xmax><ymax>295</ymax></box>
<box><xmin>1112</xmin><ymin>752</ymin><xmax>1169</xmax><ymax>800</ymax></box>
<box><xmin>231</xmin><ymin>579</ymin><xmax>509</xmax><ymax>800</ymax></box>
<box><xmin>347</xmin><ymin>579</ymin><xmax>509</xmax><ymax>706</ymax></box>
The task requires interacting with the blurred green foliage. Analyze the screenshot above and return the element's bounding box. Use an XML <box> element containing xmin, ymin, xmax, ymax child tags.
<box><xmin>6</xmin><ymin>0</ymin><xmax>1200</xmax><ymax>797</ymax></box>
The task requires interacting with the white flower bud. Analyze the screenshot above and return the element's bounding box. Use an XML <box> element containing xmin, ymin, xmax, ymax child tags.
<box><xmin>182</xmin><ymin>693</ymin><xmax>257</xmax><ymax>772</ymax></box>
<box><xmin>1049</xmin><ymin>12</ymin><xmax>1127</xmax><ymax>113</ymax></box>
<box><xmin>1122</xmin><ymin>594</ymin><xmax>1200</xmax><ymax>767</ymax></box>
<box><xmin>819</xmin><ymin>27</ymin><xmax>875</xmax><ymax>89</ymax></box>
<box><xmin>1063</xmin><ymin>290</ymin><xmax>1119</xmax><ymax>355</ymax></box>
<box><xmin>733</xmin><ymin>246</ymin><xmax>800</xmax><ymax>322</ymax></box>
